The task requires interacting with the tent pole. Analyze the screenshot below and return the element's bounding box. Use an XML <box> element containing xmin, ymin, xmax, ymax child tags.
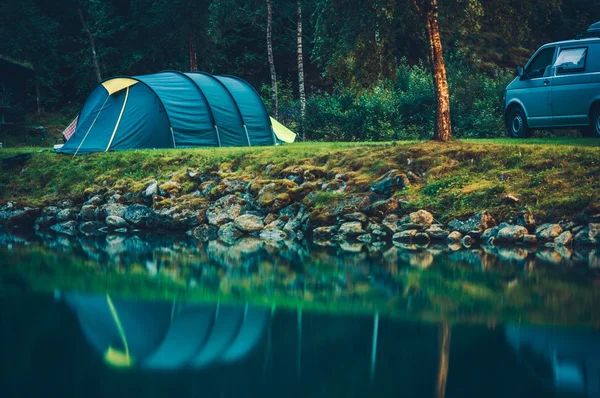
<box><xmin>243</xmin><ymin>124</ymin><xmax>251</xmax><ymax>146</ymax></box>
<box><xmin>72</xmin><ymin>95</ymin><xmax>110</xmax><ymax>158</ymax></box>
<box><xmin>297</xmin><ymin>307</ymin><xmax>302</xmax><ymax>382</ymax></box>
<box><xmin>170</xmin><ymin>127</ymin><xmax>176</xmax><ymax>148</ymax></box>
<box><xmin>105</xmin><ymin>87</ymin><xmax>130</xmax><ymax>152</ymax></box>
<box><xmin>214</xmin><ymin>125</ymin><xmax>222</xmax><ymax>147</ymax></box>
<box><xmin>371</xmin><ymin>311</ymin><xmax>379</xmax><ymax>382</ymax></box>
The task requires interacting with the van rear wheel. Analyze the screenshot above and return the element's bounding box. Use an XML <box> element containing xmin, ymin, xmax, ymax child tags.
<box><xmin>582</xmin><ymin>107</ymin><xmax>600</xmax><ymax>138</ymax></box>
<box><xmin>506</xmin><ymin>108</ymin><xmax>532</xmax><ymax>138</ymax></box>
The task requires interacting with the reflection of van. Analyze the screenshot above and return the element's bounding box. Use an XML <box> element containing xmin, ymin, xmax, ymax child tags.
<box><xmin>504</xmin><ymin>21</ymin><xmax>600</xmax><ymax>138</ymax></box>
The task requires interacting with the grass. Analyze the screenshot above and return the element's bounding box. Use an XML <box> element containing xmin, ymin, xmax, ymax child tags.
<box><xmin>1</xmin><ymin>138</ymin><xmax>600</xmax><ymax>221</ymax></box>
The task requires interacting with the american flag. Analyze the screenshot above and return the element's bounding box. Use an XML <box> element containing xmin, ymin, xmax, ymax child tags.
<box><xmin>62</xmin><ymin>115</ymin><xmax>79</xmax><ymax>141</ymax></box>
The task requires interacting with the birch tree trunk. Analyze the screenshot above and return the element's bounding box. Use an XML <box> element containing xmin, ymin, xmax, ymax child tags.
<box><xmin>77</xmin><ymin>5</ymin><xmax>102</xmax><ymax>84</ymax></box>
<box><xmin>266</xmin><ymin>0</ymin><xmax>278</xmax><ymax>118</ymax></box>
<box><xmin>297</xmin><ymin>1</ymin><xmax>306</xmax><ymax>140</ymax></box>
<box><xmin>414</xmin><ymin>0</ymin><xmax>452</xmax><ymax>141</ymax></box>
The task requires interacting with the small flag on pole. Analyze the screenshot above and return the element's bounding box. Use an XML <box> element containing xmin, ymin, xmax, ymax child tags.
<box><xmin>62</xmin><ymin>115</ymin><xmax>79</xmax><ymax>141</ymax></box>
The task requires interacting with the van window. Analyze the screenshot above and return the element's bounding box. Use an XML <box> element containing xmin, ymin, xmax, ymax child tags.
<box><xmin>554</xmin><ymin>47</ymin><xmax>587</xmax><ymax>73</ymax></box>
<box><xmin>525</xmin><ymin>47</ymin><xmax>556</xmax><ymax>79</ymax></box>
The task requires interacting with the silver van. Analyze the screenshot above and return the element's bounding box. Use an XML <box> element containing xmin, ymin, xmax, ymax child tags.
<box><xmin>504</xmin><ymin>21</ymin><xmax>600</xmax><ymax>138</ymax></box>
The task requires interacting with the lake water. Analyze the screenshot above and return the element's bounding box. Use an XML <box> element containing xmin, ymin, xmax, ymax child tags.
<box><xmin>1</xmin><ymin>230</ymin><xmax>599</xmax><ymax>397</ymax></box>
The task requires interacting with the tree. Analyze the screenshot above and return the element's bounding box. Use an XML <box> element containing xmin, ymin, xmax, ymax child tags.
<box><xmin>77</xmin><ymin>2</ymin><xmax>103</xmax><ymax>83</ymax></box>
<box><xmin>266</xmin><ymin>0</ymin><xmax>278</xmax><ymax>118</ymax></box>
<box><xmin>297</xmin><ymin>0</ymin><xmax>306</xmax><ymax>138</ymax></box>
<box><xmin>412</xmin><ymin>0</ymin><xmax>451</xmax><ymax>142</ymax></box>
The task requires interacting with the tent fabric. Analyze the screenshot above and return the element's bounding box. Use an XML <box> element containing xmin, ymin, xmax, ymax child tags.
<box><xmin>64</xmin><ymin>293</ymin><xmax>269</xmax><ymax>370</ymax></box>
<box><xmin>270</xmin><ymin>116</ymin><xmax>297</xmax><ymax>143</ymax></box>
<box><xmin>58</xmin><ymin>71</ymin><xmax>294</xmax><ymax>154</ymax></box>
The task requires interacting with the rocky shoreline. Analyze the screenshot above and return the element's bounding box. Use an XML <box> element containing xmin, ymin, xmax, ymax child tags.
<box><xmin>1</xmin><ymin>168</ymin><xmax>600</xmax><ymax>250</ymax></box>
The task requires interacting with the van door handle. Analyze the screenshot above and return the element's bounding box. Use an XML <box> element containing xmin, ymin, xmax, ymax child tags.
<box><xmin>543</xmin><ymin>79</ymin><xmax>550</xmax><ymax>85</ymax></box>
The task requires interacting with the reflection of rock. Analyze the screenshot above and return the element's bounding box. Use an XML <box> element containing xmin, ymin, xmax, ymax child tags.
<box><xmin>188</xmin><ymin>224</ymin><xmax>218</xmax><ymax>242</ymax></box>
<box><xmin>536</xmin><ymin>249</ymin><xmax>563</xmax><ymax>265</ymax></box>
<box><xmin>207</xmin><ymin>238</ymin><xmax>265</xmax><ymax>269</ymax></box>
<box><xmin>446</xmin><ymin>231</ymin><xmax>462</xmax><ymax>244</ymax></box>
<box><xmin>393</xmin><ymin>230</ymin><xmax>417</xmax><ymax>242</ymax></box>
<box><xmin>496</xmin><ymin>247</ymin><xmax>528</xmax><ymax>262</ymax></box>
<box><xmin>79</xmin><ymin>221</ymin><xmax>106</xmax><ymax>236</ymax></box>
<box><xmin>218</xmin><ymin>222</ymin><xmax>243</xmax><ymax>244</ymax></box>
<box><xmin>50</xmin><ymin>221</ymin><xmax>78</xmax><ymax>236</ymax></box>
<box><xmin>106</xmin><ymin>216</ymin><xmax>128</xmax><ymax>229</ymax></box>
<box><xmin>339</xmin><ymin>241</ymin><xmax>364</xmax><ymax>253</ymax></box>
<box><xmin>260</xmin><ymin>227</ymin><xmax>287</xmax><ymax>241</ymax></box>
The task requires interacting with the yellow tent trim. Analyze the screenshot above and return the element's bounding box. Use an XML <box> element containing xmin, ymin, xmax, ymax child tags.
<box><xmin>270</xmin><ymin>117</ymin><xmax>296</xmax><ymax>143</ymax></box>
<box><xmin>102</xmin><ymin>78</ymin><xmax>138</xmax><ymax>96</ymax></box>
<box><xmin>104</xmin><ymin>294</ymin><xmax>134</xmax><ymax>368</ymax></box>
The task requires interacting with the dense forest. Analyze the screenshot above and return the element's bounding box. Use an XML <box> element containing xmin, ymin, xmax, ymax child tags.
<box><xmin>0</xmin><ymin>0</ymin><xmax>598</xmax><ymax>140</ymax></box>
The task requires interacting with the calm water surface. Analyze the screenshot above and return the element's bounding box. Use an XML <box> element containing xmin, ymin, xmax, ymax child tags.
<box><xmin>1</xmin><ymin>229</ymin><xmax>599</xmax><ymax>397</ymax></box>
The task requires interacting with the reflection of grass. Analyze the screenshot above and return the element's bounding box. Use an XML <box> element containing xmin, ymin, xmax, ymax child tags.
<box><xmin>2</xmin><ymin>245</ymin><xmax>599</xmax><ymax>328</ymax></box>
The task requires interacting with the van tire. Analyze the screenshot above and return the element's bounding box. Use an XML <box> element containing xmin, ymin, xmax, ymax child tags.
<box><xmin>582</xmin><ymin>107</ymin><xmax>600</xmax><ymax>138</ymax></box>
<box><xmin>506</xmin><ymin>107</ymin><xmax>532</xmax><ymax>138</ymax></box>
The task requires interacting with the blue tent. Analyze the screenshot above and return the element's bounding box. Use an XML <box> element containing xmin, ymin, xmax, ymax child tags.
<box><xmin>64</xmin><ymin>293</ymin><xmax>269</xmax><ymax>369</ymax></box>
<box><xmin>58</xmin><ymin>71</ymin><xmax>295</xmax><ymax>154</ymax></box>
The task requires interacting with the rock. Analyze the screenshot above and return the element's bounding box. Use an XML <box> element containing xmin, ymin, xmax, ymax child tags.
<box><xmin>364</xmin><ymin>198</ymin><xmax>401</xmax><ymax>218</ymax></box>
<box><xmin>0</xmin><ymin>206</ymin><xmax>41</xmax><ymax>228</ymax></box>
<box><xmin>106</xmin><ymin>216</ymin><xmax>127</xmax><ymax>229</ymax></box>
<box><xmin>264</xmin><ymin>213</ymin><xmax>278</xmax><ymax>225</ymax></box>
<box><xmin>34</xmin><ymin>216</ymin><xmax>55</xmax><ymax>230</ymax></box>
<box><xmin>55</xmin><ymin>209</ymin><xmax>75</xmax><ymax>223</ymax></box>
<box><xmin>458</xmin><ymin>235</ymin><xmax>472</xmax><ymax>248</ymax></box>
<box><xmin>255</xmin><ymin>181</ymin><xmax>297</xmax><ymax>212</ymax></box>
<box><xmin>113</xmin><ymin>228</ymin><xmax>128</xmax><ymax>234</ymax></box>
<box><xmin>123</xmin><ymin>205</ymin><xmax>158</xmax><ymax>228</ymax></box>
<box><xmin>536</xmin><ymin>223</ymin><xmax>563</xmax><ymax>242</ymax></box>
<box><xmin>79</xmin><ymin>221</ymin><xmax>106</xmax><ymax>236</ymax></box>
<box><xmin>187</xmin><ymin>224</ymin><xmax>218</xmax><ymax>242</ymax></box>
<box><xmin>554</xmin><ymin>231</ymin><xmax>573</xmax><ymax>246</ymax></box>
<box><xmin>414</xmin><ymin>232</ymin><xmax>431</xmax><ymax>244</ymax></box>
<box><xmin>574</xmin><ymin>224</ymin><xmax>600</xmax><ymax>246</ymax></box>
<box><xmin>481</xmin><ymin>227</ymin><xmax>500</xmax><ymax>242</ymax></box>
<box><xmin>234</xmin><ymin>214</ymin><xmax>264</xmax><ymax>232</ymax></box>
<box><xmin>206</xmin><ymin>195</ymin><xmax>246</xmax><ymax>226</ymax></box>
<box><xmin>357</xmin><ymin>234</ymin><xmax>373</xmax><ymax>243</ymax></box>
<box><xmin>278</xmin><ymin>204</ymin><xmax>299</xmax><ymax>221</ymax></box>
<box><xmin>218</xmin><ymin>222</ymin><xmax>243</xmax><ymax>243</ymax></box>
<box><xmin>79</xmin><ymin>205</ymin><xmax>97</xmax><ymax>221</ymax></box>
<box><xmin>265</xmin><ymin>164</ymin><xmax>275</xmax><ymax>174</ymax></box>
<box><xmin>447</xmin><ymin>211</ymin><xmax>496</xmax><ymax>234</ymax></box>
<box><xmin>98</xmin><ymin>203</ymin><xmax>127</xmax><ymax>219</ymax></box>
<box><xmin>85</xmin><ymin>195</ymin><xmax>105</xmax><ymax>206</ymax></box>
<box><xmin>107</xmin><ymin>194</ymin><xmax>124</xmax><ymax>204</ymax></box>
<box><xmin>144</xmin><ymin>181</ymin><xmax>158</xmax><ymax>197</ymax></box>
<box><xmin>312</xmin><ymin>226</ymin><xmax>338</xmax><ymax>240</ymax></box>
<box><xmin>382</xmin><ymin>214</ymin><xmax>401</xmax><ymax>233</ymax></box>
<box><xmin>259</xmin><ymin>227</ymin><xmax>287</xmax><ymax>241</ymax></box>
<box><xmin>446</xmin><ymin>231</ymin><xmax>463</xmax><ymax>244</ymax></box>
<box><xmin>339</xmin><ymin>221</ymin><xmax>365</xmax><ymax>237</ymax></box>
<box><xmin>214</xmin><ymin>179</ymin><xmax>249</xmax><ymax>196</ymax></box>
<box><xmin>393</xmin><ymin>230</ymin><xmax>417</xmax><ymax>242</ymax></box>
<box><xmin>268</xmin><ymin>219</ymin><xmax>286</xmax><ymax>230</ymax></box>
<box><xmin>187</xmin><ymin>169</ymin><xmax>200</xmax><ymax>179</ymax></box>
<box><xmin>401</xmin><ymin>210</ymin><xmax>434</xmax><ymax>226</ymax></box>
<box><xmin>343</xmin><ymin>212</ymin><xmax>368</xmax><ymax>223</ymax></box>
<box><xmin>516</xmin><ymin>209</ymin><xmax>536</xmax><ymax>232</ymax></box>
<box><xmin>425</xmin><ymin>225</ymin><xmax>449</xmax><ymax>240</ymax></box>
<box><xmin>467</xmin><ymin>230</ymin><xmax>481</xmax><ymax>240</ymax></box>
<box><xmin>496</xmin><ymin>225</ymin><xmax>528</xmax><ymax>242</ymax></box>
<box><xmin>370</xmin><ymin>170</ymin><xmax>409</xmax><ymax>196</ymax></box>
<box><xmin>522</xmin><ymin>234</ymin><xmax>538</xmax><ymax>245</ymax></box>
<box><xmin>501</xmin><ymin>194</ymin><xmax>520</xmax><ymax>205</ymax></box>
<box><xmin>50</xmin><ymin>221</ymin><xmax>78</xmax><ymax>236</ymax></box>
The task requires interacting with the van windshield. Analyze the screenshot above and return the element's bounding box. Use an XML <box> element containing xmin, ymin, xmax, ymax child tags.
<box><xmin>525</xmin><ymin>47</ymin><xmax>556</xmax><ymax>79</ymax></box>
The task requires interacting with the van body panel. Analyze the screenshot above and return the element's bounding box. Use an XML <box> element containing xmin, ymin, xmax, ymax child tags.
<box><xmin>504</xmin><ymin>38</ymin><xmax>600</xmax><ymax>131</ymax></box>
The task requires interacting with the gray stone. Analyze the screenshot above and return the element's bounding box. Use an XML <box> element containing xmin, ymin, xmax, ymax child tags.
<box><xmin>574</xmin><ymin>223</ymin><xmax>600</xmax><ymax>246</ymax></box>
<box><xmin>144</xmin><ymin>181</ymin><xmax>158</xmax><ymax>197</ymax></box>
<box><xmin>34</xmin><ymin>216</ymin><xmax>56</xmax><ymax>230</ymax></box>
<box><xmin>446</xmin><ymin>231</ymin><xmax>463</xmax><ymax>244</ymax></box>
<box><xmin>234</xmin><ymin>214</ymin><xmax>264</xmax><ymax>232</ymax></box>
<box><xmin>370</xmin><ymin>170</ymin><xmax>409</xmax><ymax>196</ymax></box>
<box><xmin>339</xmin><ymin>242</ymin><xmax>364</xmax><ymax>253</ymax></box>
<box><xmin>554</xmin><ymin>231</ymin><xmax>573</xmax><ymax>247</ymax></box>
<box><xmin>218</xmin><ymin>222</ymin><xmax>243</xmax><ymax>243</ymax></box>
<box><xmin>339</xmin><ymin>221</ymin><xmax>365</xmax><ymax>237</ymax></box>
<box><xmin>56</xmin><ymin>209</ymin><xmax>75</xmax><ymax>223</ymax></box>
<box><xmin>123</xmin><ymin>205</ymin><xmax>158</xmax><ymax>228</ymax></box>
<box><xmin>113</xmin><ymin>228</ymin><xmax>128</xmax><ymax>234</ymax></box>
<box><xmin>382</xmin><ymin>214</ymin><xmax>401</xmax><ymax>233</ymax></box>
<box><xmin>447</xmin><ymin>211</ymin><xmax>496</xmax><ymax>234</ymax></box>
<box><xmin>481</xmin><ymin>227</ymin><xmax>500</xmax><ymax>241</ymax></box>
<box><xmin>496</xmin><ymin>225</ymin><xmax>528</xmax><ymax>242</ymax></box>
<box><xmin>85</xmin><ymin>195</ymin><xmax>105</xmax><ymax>206</ymax></box>
<box><xmin>187</xmin><ymin>224</ymin><xmax>218</xmax><ymax>242</ymax></box>
<box><xmin>106</xmin><ymin>216</ymin><xmax>127</xmax><ymax>229</ymax></box>
<box><xmin>414</xmin><ymin>232</ymin><xmax>431</xmax><ymax>244</ymax></box>
<box><xmin>357</xmin><ymin>234</ymin><xmax>373</xmax><ymax>243</ymax></box>
<box><xmin>401</xmin><ymin>210</ymin><xmax>434</xmax><ymax>226</ymax></box>
<box><xmin>79</xmin><ymin>205</ymin><xmax>97</xmax><ymax>221</ymax></box>
<box><xmin>425</xmin><ymin>225</ymin><xmax>449</xmax><ymax>240</ymax></box>
<box><xmin>516</xmin><ymin>209</ymin><xmax>536</xmax><ymax>232</ymax></box>
<box><xmin>461</xmin><ymin>235</ymin><xmax>473</xmax><ymax>247</ymax></box>
<box><xmin>206</xmin><ymin>195</ymin><xmax>246</xmax><ymax>226</ymax></box>
<box><xmin>536</xmin><ymin>223</ymin><xmax>563</xmax><ymax>242</ymax></box>
<box><xmin>50</xmin><ymin>221</ymin><xmax>78</xmax><ymax>236</ymax></box>
<box><xmin>99</xmin><ymin>203</ymin><xmax>127</xmax><ymax>219</ymax></box>
<box><xmin>343</xmin><ymin>212</ymin><xmax>368</xmax><ymax>223</ymax></box>
<box><xmin>393</xmin><ymin>229</ymin><xmax>417</xmax><ymax>242</ymax></box>
<box><xmin>259</xmin><ymin>227</ymin><xmax>287</xmax><ymax>241</ymax></box>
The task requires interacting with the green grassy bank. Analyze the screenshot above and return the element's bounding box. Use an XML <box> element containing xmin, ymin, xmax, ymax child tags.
<box><xmin>1</xmin><ymin>138</ymin><xmax>600</xmax><ymax>222</ymax></box>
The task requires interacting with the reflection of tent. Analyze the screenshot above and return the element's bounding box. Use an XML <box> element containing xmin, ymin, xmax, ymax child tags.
<box><xmin>506</xmin><ymin>326</ymin><xmax>600</xmax><ymax>397</ymax></box>
<box><xmin>58</xmin><ymin>71</ymin><xmax>296</xmax><ymax>154</ymax></box>
<box><xmin>64</xmin><ymin>293</ymin><xmax>269</xmax><ymax>369</ymax></box>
